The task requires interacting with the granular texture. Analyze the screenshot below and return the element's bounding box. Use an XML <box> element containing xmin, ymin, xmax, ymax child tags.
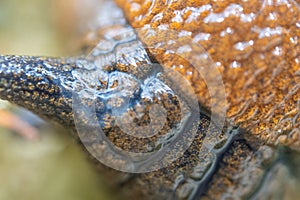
<box><xmin>116</xmin><ymin>0</ymin><xmax>300</xmax><ymax>148</ymax></box>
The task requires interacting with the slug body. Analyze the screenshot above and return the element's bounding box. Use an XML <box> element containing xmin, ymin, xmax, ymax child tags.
<box><xmin>116</xmin><ymin>0</ymin><xmax>300</xmax><ymax>147</ymax></box>
<box><xmin>0</xmin><ymin>0</ymin><xmax>299</xmax><ymax>199</ymax></box>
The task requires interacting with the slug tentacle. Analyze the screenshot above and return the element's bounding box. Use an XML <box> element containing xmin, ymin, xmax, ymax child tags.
<box><xmin>0</xmin><ymin>55</ymin><xmax>76</xmax><ymax>125</ymax></box>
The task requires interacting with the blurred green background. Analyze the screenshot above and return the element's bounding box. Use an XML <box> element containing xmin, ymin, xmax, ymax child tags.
<box><xmin>0</xmin><ymin>0</ymin><xmax>113</xmax><ymax>199</ymax></box>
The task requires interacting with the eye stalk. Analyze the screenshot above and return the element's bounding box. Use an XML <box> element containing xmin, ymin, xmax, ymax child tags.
<box><xmin>0</xmin><ymin>55</ymin><xmax>77</xmax><ymax>126</ymax></box>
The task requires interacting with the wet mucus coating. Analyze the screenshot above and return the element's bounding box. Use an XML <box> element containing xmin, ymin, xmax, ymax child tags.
<box><xmin>116</xmin><ymin>0</ymin><xmax>300</xmax><ymax>149</ymax></box>
<box><xmin>113</xmin><ymin>0</ymin><xmax>300</xmax><ymax>197</ymax></box>
<box><xmin>0</xmin><ymin>0</ymin><xmax>297</xmax><ymax>199</ymax></box>
<box><xmin>0</xmin><ymin>55</ymin><xmax>75</xmax><ymax>126</ymax></box>
<box><xmin>0</xmin><ymin>48</ymin><xmax>186</xmax><ymax>153</ymax></box>
<box><xmin>0</xmin><ymin>39</ymin><xmax>237</xmax><ymax>200</ymax></box>
<box><xmin>0</xmin><ymin>2</ymin><xmax>241</xmax><ymax>198</ymax></box>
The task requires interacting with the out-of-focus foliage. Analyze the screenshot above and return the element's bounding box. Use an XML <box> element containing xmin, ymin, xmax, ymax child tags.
<box><xmin>0</xmin><ymin>0</ymin><xmax>63</xmax><ymax>55</ymax></box>
<box><xmin>0</xmin><ymin>127</ymin><xmax>112</xmax><ymax>200</ymax></box>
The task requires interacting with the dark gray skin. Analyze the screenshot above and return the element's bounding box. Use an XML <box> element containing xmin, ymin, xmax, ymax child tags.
<box><xmin>0</xmin><ymin>51</ymin><xmax>242</xmax><ymax>200</ymax></box>
<box><xmin>0</xmin><ymin>1</ymin><xmax>298</xmax><ymax>199</ymax></box>
<box><xmin>0</xmin><ymin>55</ymin><xmax>75</xmax><ymax>126</ymax></box>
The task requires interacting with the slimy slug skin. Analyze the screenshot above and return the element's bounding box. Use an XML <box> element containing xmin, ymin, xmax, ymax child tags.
<box><xmin>116</xmin><ymin>0</ymin><xmax>300</xmax><ymax>147</ymax></box>
<box><xmin>0</xmin><ymin>0</ymin><xmax>299</xmax><ymax>199</ymax></box>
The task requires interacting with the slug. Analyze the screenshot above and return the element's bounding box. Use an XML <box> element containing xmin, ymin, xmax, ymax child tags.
<box><xmin>0</xmin><ymin>0</ymin><xmax>299</xmax><ymax>199</ymax></box>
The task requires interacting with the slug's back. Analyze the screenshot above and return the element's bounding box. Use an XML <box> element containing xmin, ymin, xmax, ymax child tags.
<box><xmin>116</xmin><ymin>0</ymin><xmax>300</xmax><ymax>147</ymax></box>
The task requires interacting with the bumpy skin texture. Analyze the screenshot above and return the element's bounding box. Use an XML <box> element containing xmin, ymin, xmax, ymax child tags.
<box><xmin>0</xmin><ymin>55</ymin><xmax>75</xmax><ymax>126</ymax></box>
<box><xmin>0</xmin><ymin>6</ymin><xmax>242</xmax><ymax>200</ymax></box>
<box><xmin>116</xmin><ymin>0</ymin><xmax>300</xmax><ymax>149</ymax></box>
<box><xmin>113</xmin><ymin>1</ymin><xmax>300</xmax><ymax>198</ymax></box>
<box><xmin>0</xmin><ymin>0</ymin><xmax>300</xmax><ymax>199</ymax></box>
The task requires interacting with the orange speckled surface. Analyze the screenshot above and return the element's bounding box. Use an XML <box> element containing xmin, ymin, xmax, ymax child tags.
<box><xmin>116</xmin><ymin>0</ymin><xmax>300</xmax><ymax>148</ymax></box>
